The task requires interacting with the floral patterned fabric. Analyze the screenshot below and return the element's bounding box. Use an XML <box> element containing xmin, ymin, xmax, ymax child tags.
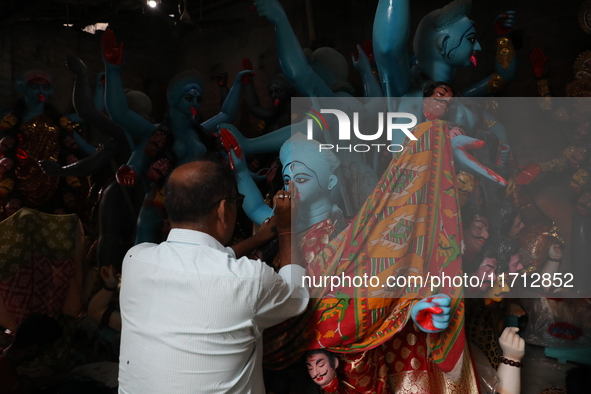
<box><xmin>0</xmin><ymin>208</ymin><xmax>82</xmax><ymax>331</ymax></box>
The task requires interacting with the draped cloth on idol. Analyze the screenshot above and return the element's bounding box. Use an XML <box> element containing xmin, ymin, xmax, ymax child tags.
<box><xmin>263</xmin><ymin>120</ymin><xmax>478</xmax><ymax>393</ymax></box>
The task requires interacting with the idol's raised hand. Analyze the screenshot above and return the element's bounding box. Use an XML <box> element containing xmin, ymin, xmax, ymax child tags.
<box><xmin>452</xmin><ymin>135</ymin><xmax>507</xmax><ymax>186</ymax></box>
<box><xmin>102</xmin><ymin>28</ymin><xmax>124</xmax><ymax>66</ymax></box>
<box><xmin>253</xmin><ymin>0</ymin><xmax>286</xmax><ymax>24</ymax></box>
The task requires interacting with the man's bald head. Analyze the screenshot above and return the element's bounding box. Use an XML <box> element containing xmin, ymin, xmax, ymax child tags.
<box><xmin>165</xmin><ymin>157</ymin><xmax>236</xmax><ymax>226</ymax></box>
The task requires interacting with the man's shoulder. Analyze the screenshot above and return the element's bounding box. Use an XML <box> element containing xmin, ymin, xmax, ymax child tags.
<box><xmin>126</xmin><ymin>242</ymin><xmax>158</xmax><ymax>255</ymax></box>
<box><xmin>229</xmin><ymin>255</ymin><xmax>273</xmax><ymax>278</ymax></box>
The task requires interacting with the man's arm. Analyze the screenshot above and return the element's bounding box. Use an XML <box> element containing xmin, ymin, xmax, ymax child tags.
<box><xmin>231</xmin><ymin>217</ymin><xmax>277</xmax><ymax>258</ymax></box>
<box><xmin>253</xmin><ymin>184</ymin><xmax>308</xmax><ymax>329</ymax></box>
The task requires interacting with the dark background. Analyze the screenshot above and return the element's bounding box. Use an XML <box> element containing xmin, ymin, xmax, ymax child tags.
<box><xmin>0</xmin><ymin>0</ymin><xmax>589</xmax><ymax>119</ymax></box>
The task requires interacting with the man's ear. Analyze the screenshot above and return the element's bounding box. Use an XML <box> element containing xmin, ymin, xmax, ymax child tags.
<box><xmin>333</xmin><ymin>356</ymin><xmax>339</xmax><ymax>369</ymax></box>
<box><xmin>436</xmin><ymin>34</ymin><xmax>450</xmax><ymax>57</ymax></box>
<box><xmin>216</xmin><ymin>199</ymin><xmax>230</xmax><ymax>226</ymax></box>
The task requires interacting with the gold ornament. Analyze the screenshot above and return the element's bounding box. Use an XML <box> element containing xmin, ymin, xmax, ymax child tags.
<box><xmin>574</xmin><ymin>50</ymin><xmax>591</xmax><ymax>76</ymax></box>
<box><xmin>579</xmin><ymin>0</ymin><xmax>591</xmax><ymax>34</ymax></box>
<box><xmin>537</xmin><ymin>79</ymin><xmax>551</xmax><ymax>97</ymax></box>
<box><xmin>486</xmin><ymin>73</ymin><xmax>506</xmax><ymax>94</ymax></box>
<box><xmin>0</xmin><ymin>113</ymin><xmax>17</xmax><ymax>130</ymax></box>
<box><xmin>552</xmin><ymin>107</ymin><xmax>570</xmax><ymax>122</ymax></box>
<box><xmin>496</xmin><ymin>37</ymin><xmax>515</xmax><ymax>70</ymax></box>
<box><xmin>566</xmin><ymin>78</ymin><xmax>591</xmax><ymax>97</ymax></box>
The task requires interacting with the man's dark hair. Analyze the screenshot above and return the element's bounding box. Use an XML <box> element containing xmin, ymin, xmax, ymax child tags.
<box><xmin>12</xmin><ymin>313</ymin><xmax>62</xmax><ymax>350</ymax></box>
<box><xmin>422</xmin><ymin>81</ymin><xmax>456</xmax><ymax>97</ymax></box>
<box><xmin>498</xmin><ymin>202</ymin><xmax>519</xmax><ymax>237</ymax></box>
<box><xmin>496</xmin><ymin>236</ymin><xmax>520</xmax><ymax>272</ymax></box>
<box><xmin>461</xmin><ymin>204</ymin><xmax>488</xmax><ymax>230</ymax></box>
<box><xmin>165</xmin><ymin>156</ymin><xmax>237</xmax><ymax>224</ymax></box>
<box><xmin>306</xmin><ymin>349</ymin><xmax>338</xmax><ymax>369</ymax></box>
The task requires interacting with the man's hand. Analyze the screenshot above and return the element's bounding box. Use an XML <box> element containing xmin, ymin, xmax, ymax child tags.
<box><xmin>274</xmin><ymin>183</ymin><xmax>300</xmax><ymax>269</ymax></box>
<box><xmin>256</xmin><ymin>216</ymin><xmax>278</xmax><ymax>244</ymax></box>
<box><xmin>499</xmin><ymin>327</ymin><xmax>525</xmax><ymax>362</ymax></box>
<box><xmin>411</xmin><ymin>294</ymin><xmax>451</xmax><ymax>333</ymax></box>
<box><xmin>274</xmin><ymin>183</ymin><xmax>298</xmax><ymax>234</ymax></box>
<box><xmin>100</xmin><ymin>265</ymin><xmax>119</xmax><ymax>289</ymax></box>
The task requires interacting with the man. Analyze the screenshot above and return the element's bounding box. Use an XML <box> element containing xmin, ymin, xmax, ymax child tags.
<box><xmin>118</xmin><ymin>158</ymin><xmax>309</xmax><ymax>393</ymax></box>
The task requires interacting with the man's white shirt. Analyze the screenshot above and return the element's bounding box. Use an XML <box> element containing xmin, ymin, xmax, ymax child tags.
<box><xmin>118</xmin><ymin>228</ymin><xmax>309</xmax><ymax>393</ymax></box>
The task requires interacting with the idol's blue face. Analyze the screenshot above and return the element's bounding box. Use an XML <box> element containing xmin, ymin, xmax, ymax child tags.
<box><xmin>444</xmin><ymin>17</ymin><xmax>481</xmax><ymax>67</ymax></box>
<box><xmin>176</xmin><ymin>85</ymin><xmax>202</xmax><ymax>117</ymax></box>
<box><xmin>283</xmin><ymin>161</ymin><xmax>326</xmax><ymax>205</ymax></box>
<box><xmin>25</xmin><ymin>79</ymin><xmax>54</xmax><ymax>104</ymax></box>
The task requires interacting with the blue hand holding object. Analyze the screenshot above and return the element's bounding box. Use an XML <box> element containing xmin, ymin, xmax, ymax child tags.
<box><xmin>411</xmin><ymin>294</ymin><xmax>452</xmax><ymax>333</ymax></box>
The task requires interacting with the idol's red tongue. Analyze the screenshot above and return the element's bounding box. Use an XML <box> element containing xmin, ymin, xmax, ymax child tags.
<box><xmin>273</xmin><ymin>98</ymin><xmax>280</xmax><ymax>106</ymax></box>
<box><xmin>190</xmin><ymin>107</ymin><xmax>197</xmax><ymax>116</ymax></box>
<box><xmin>470</xmin><ymin>54</ymin><xmax>478</xmax><ymax>66</ymax></box>
<box><xmin>38</xmin><ymin>94</ymin><xmax>45</xmax><ymax>102</ymax></box>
